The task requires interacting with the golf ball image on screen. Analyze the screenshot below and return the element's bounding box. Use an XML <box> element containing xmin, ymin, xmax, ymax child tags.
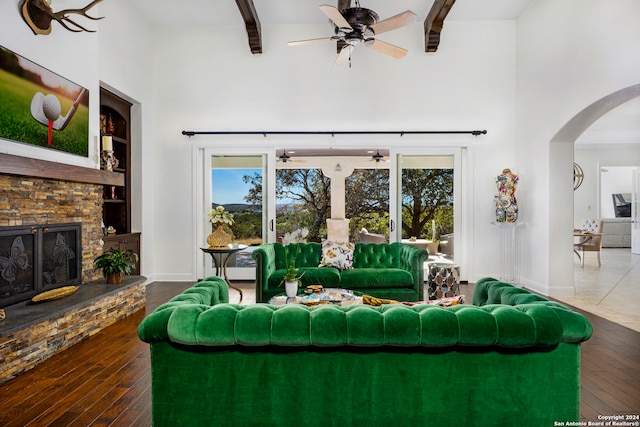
<box><xmin>42</xmin><ymin>94</ymin><xmax>61</xmax><ymax>121</ymax></box>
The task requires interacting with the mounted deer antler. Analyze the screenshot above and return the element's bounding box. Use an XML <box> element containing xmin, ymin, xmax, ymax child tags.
<box><xmin>21</xmin><ymin>0</ymin><xmax>104</xmax><ymax>35</ymax></box>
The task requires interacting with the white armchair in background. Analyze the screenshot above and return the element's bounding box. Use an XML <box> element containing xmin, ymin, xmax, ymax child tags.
<box><xmin>574</xmin><ymin>219</ymin><xmax>604</xmax><ymax>267</ymax></box>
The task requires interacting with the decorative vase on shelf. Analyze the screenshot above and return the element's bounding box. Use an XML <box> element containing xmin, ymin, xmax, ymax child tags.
<box><xmin>285</xmin><ymin>281</ymin><xmax>298</xmax><ymax>298</ymax></box>
<box><xmin>207</xmin><ymin>223</ymin><xmax>232</xmax><ymax>248</ymax></box>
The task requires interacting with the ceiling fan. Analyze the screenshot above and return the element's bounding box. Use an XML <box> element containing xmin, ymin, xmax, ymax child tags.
<box><xmin>371</xmin><ymin>150</ymin><xmax>389</xmax><ymax>163</ymax></box>
<box><xmin>277</xmin><ymin>150</ymin><xmax>305</xmax><ymax>163</ymax></box>
<box><xmin>288</xmin><ymin>2</ymin><xmax>417</xmax><ymax>67</ymax></box>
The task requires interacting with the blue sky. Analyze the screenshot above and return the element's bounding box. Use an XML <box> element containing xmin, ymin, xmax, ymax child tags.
<box><xmin>211</xmin><ymin>169</ymin><xmax>258</xmax><ymax>205</ymax></box>
<box><xmin>212</xmin><ymin>169</ymin><xmax>300</xmax><ymax>206</ymax></box>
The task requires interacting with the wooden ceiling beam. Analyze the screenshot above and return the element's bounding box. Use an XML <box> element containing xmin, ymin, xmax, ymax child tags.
<box><xmin>424</xmin><ymin>0</ymin><xmax>456</xmax><ymax>52</ymax></box>
<box><xmin>235</xmin><ymin>0</ymin><xmax>262</xmax><ymax>54</ymax></box>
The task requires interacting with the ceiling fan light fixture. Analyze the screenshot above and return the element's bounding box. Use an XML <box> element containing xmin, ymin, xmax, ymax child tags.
<box><xmin>288</xmin><ymin>4</ymin><xmax>415</xmax><ymax>67</ymax></box>
<box><xmin>345</xmin><ymin>33</ymin><xmax>363</xmax><ymax>45</ymax></box>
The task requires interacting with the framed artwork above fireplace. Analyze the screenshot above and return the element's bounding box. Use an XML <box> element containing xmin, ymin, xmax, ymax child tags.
<box><xmin>0</xmin><ymin>45</ymin><xmax>89</xmax><ymax>157</ymax></box>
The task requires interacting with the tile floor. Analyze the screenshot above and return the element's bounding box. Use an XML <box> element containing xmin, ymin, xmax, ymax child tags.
<box><xmin>555</xmin><ymin>247</ymin><xmax>640</xmax><ymax>332</ymax></box>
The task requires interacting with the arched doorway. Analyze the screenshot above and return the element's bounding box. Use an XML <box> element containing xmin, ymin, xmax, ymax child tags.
<box><xmin>549</xmin><ymin>83</ymin><xmax>640</xmax><ymax>294</ymax></box>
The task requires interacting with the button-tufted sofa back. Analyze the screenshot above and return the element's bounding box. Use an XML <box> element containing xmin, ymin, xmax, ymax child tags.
<box><xmin>274</xmin><ymin>242</ymin><xmax>323</xmax><ymax>269</ymax></box>
<box><xmin>273</xmin><ymin>241</ymin><xmax>412</xmax><ymax>269</ymax></box>
<box><xmin>580</xmin><ymin>218</ymin><xmax>603</xmax><ymax>233</ymax></box>
<box><xmin>352</xmin><ymin>242</ymin><xmax>402</xmax><ymax>269</ymax></box>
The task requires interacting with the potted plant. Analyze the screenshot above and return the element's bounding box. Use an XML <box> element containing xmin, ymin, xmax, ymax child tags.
<box><xmin>207</xmin><ymin>205</ymin><xmax>234</xmax><ymax>247</ymax></box>
<box><xmin>281</xmin><ymin>265</ymin><xmax>305</xmax><ymax>298</ymax></box>
<box><xmin>279</xmin><ymin>228</ymin><xmax>308</xmax><ymax>297</ymax></box>
<box><xmin>94</xmin><ymin>247</ymin><xmax>139</xmax><ymax>284</ymax></box>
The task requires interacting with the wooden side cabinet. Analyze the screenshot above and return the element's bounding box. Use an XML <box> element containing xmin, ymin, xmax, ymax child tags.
<box><xmin>103</xmin><ymin>232</ymin><xmax>141</xmax><ymax>275</ymax></box>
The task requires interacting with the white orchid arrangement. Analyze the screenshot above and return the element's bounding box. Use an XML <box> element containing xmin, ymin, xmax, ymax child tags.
<box><xmin>208</xmin><ymin>206</ymin><xmax>234</xmax><ymax>225</ymax></box>
<box><xmin>281</xmin><ymin>228</ymin><xmax>309</xmax><ymax>285</ymax></box>
<box><xmin>281</xmin><ymin>228</ymin><xmax>309</xmax><ymax>247</ymax></box>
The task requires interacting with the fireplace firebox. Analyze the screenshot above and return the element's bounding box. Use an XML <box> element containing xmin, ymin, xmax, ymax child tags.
<box><xmin>0</xmin><ymin>223</ymin><xmax>82</xmax><ymax>307</ymax></box>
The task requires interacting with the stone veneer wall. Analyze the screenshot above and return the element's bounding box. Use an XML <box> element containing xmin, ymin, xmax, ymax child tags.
<box><xmin>0</xmin><ymin>174</ymin><xmax>104</xmax><ymax>284</ymax></box>
<box><xmin>0</xmin><ymin>281</ymin><xmax>145</xmax><ymax>385</ymax></box>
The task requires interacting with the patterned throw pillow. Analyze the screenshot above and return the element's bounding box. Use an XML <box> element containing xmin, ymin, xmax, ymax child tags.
<box><xmin>319</xmin><ymin>241</ymin><xmax>355</xmax><ymax>270</ymax></box>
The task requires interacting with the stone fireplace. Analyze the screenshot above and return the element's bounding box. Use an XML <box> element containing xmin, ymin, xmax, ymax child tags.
<box><xmin>0</xmin><ymin>173</ymin><xmax>104</xmax><ymax>299</ymax></box>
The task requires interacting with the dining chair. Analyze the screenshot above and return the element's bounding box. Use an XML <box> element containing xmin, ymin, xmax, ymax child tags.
<box><xmin>574</xmin><ymin>219</ymin><xmax>604</xmax><ymax>267</ymax></box>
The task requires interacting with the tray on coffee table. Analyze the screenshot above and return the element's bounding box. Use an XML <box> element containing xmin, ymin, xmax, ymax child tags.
<box><xmin>269</xmin><ymin>288</ymin><xmax>362</xmax><ymax>306</ymax></box>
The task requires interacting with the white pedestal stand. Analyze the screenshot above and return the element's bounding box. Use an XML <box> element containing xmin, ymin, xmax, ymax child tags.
<box><xmin>494</xmin><ymin>222</ymin><xmax>523</xmax><ymax>286</ymax></box>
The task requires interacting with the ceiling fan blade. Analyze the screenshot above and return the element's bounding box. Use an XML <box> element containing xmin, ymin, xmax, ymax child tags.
<box><xmin>319</xmin><ymin>5</ymin><xmax>353</xmax><ymax>30</ymax></box>
<box><xmin>369</xmin><ymin>10</ymin><xmax>416</xmax><ymax>35</ymax></box>
<box><xmin>334</xmin><ymin>45</ymin><xmax>352</xmax><ymax>67</ymax></box>
<box><xmin>288</xmin><ymin>37</ymin><xmax>334</xmax><ymax>46</ymax></box>
<box><xmin>366</xmin><ymin>39</ymin><xmax>408</xmax><ymax>59</ymax></box>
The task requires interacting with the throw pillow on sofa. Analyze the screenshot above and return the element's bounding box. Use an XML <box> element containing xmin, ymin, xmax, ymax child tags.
<box><xmin>319</xmin><ymin>241</ymin><xmax>354</xmax><ymax>270</ymax></box>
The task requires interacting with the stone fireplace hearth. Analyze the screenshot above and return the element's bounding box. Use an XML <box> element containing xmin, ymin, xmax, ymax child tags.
<box><xmin>0</xmin><ymin>173</ymin><xmax>104</xmax><ymax>293</ymax></box>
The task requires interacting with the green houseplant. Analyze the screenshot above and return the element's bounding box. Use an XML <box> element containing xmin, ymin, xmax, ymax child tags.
<box><xmin>94</xmin><ymin>247</ymin><xmax>139</xmax><ymax>284</ymax></box>
<box><xmin>279</xmin><ymin>228</ymin><xmax>308</xmax><ymax>297</ymax></box>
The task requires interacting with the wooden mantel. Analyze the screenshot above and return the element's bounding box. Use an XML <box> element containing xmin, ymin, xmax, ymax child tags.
<box><xmin>0</xmin><ymin>152</ymin><xmax>124</xmax><ymax>186</ymax></box>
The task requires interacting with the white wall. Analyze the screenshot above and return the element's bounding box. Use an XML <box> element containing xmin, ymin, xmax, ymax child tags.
<box><xmin>148</xmin><ymin>20</ymin><xmax>518</xmax><ymax>281</ymax></box>
<box><xmin>516</xmin><ymin>0</ymin><xmax>640</xmax><ymax>295</ymax></box>
<box><xmin>0</xmin><ymin>1</ymin><xmax>155</xmax><ymax>278</ymax></box>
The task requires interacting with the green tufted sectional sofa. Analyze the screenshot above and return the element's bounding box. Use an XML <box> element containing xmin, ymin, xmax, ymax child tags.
<box><xmin>138</xmin><ymin>276</ymin><xmax>593</xmax><ymax>427</ymax></box>
<box><xmin>251</xmin><ymin>242</ymin><xmax>429</xmax><ymax>302</ymax></box>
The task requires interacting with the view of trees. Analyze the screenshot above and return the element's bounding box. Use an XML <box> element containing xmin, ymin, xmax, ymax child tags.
<box><xmin>401</xmin><ymin>169</ymin><xmax>454</xmax><ymax>239</ymax></box>
<box><xmin>235</xmin><ymin>166</ymin><xmax>453</xmax><ymax>243</ymax></box>
<box><xmin>346</xmin><ymin>169</ymin><xmax>390</xmax><ymax>241</ymax></box>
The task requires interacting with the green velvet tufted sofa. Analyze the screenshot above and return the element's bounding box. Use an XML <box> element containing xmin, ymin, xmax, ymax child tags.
<box><xmin>251</xmin><ymin>242</ymin><xmax>429</xmax><ymax>302</ymax></box>
<box><xmin>138</xmin><ymin>276</ymin><xmax>593</xmax><ymax>427</ymax></box>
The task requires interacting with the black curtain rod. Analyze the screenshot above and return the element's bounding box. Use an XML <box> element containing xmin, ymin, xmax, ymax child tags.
<box><xmin>182</xmin><ymin>130</ymin><xmax>487</xmax><ymax>137</ymax></box>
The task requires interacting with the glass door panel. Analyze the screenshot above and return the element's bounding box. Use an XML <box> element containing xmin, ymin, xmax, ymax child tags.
<box><xmin>275</xmin><ymin>168</ymin><xmax>330</xmax><ymax>242</ymax></box>
<box><xmin>398</xmin><ymin>155</ymin><xmax>455</xmax><ymax>260</ymax></box>
<box><xmin>205</xmin><ymin>155</ymin><xmax>265</xmax><ymax>280</ymax></box>
<box><xmin>346</xmin><ymin>168</ymin><xmax>390</xmax><ymax>242</ymax></box>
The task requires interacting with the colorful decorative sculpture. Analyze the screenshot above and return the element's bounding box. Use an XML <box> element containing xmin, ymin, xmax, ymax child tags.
<box><xmin>495</xmin><ymin>168</ymin><xmax>519</xmax><ymax>223</ymax></box>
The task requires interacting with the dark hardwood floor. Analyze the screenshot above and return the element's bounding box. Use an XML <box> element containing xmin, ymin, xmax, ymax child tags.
<box><xmin>0</xmin><ymin>281</ymin><xmax>638</xmax><ymax>426</ymax></box>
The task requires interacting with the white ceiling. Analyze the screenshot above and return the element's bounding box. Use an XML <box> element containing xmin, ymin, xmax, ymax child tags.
<box><xmin>128</xmin><ymin>0</ymin><xmax>534</xmax><ymax>26</ymax></box>
<box><xmin>126</xmin><ymin>0</ymin><xmax>639</xmax><ymax>146</ymax></box>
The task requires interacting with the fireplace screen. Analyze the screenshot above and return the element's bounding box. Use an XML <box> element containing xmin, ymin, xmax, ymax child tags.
<box><xmin>0</xmin><ymin>232</ymin><xmax>35</xmax><ymax>301</ymax></box>
<box><xmin>0</xmin><ymin>223</ymin><xmax>81</xmax><ymax>307</ymax></box>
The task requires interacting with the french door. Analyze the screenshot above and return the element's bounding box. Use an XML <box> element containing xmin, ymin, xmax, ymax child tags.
<box><xmin>391</xmin><ymin>147</ymin><xmax>469</xmax><ymax>281</ymax></box>
<box><xmin>201</xmin><ymin>151</ymin><xmax>270</xmax><ymax>280</ymax></box>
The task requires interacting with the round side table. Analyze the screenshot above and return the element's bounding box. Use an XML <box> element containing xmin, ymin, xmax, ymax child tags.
<box><xmin>201</xmin><ymin>245</ymin><xmax>246</xmax><ymax>303</ymax></box>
